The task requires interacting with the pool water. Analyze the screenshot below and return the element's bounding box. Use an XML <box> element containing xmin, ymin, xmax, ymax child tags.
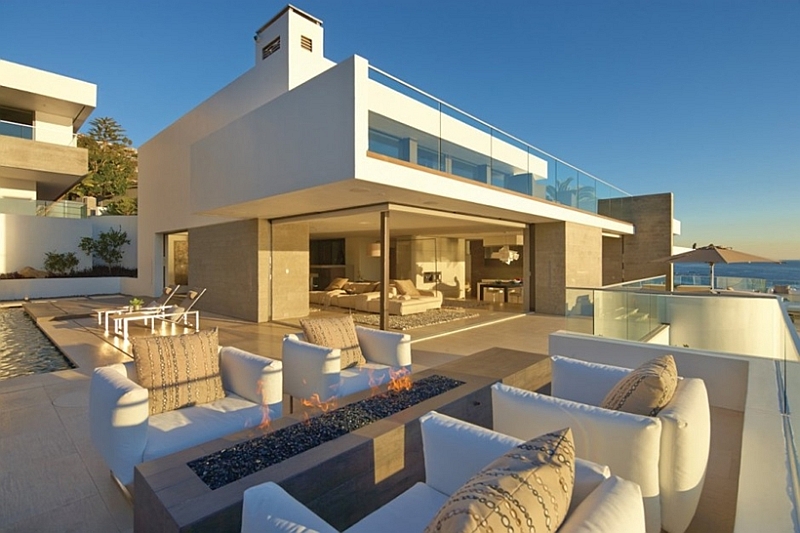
<box><xmin>0</xmin><ymin>308</ymin><xmax>75</xmax><ymax>381</ymax></box>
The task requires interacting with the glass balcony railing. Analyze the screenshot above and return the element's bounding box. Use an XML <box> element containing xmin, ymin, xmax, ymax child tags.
<box><xmin>0</xmin><ymin>119</ymin><xmax>78</xmax><ymax>147</ymax></box>
<box><xmin>0</xmin><ymin>197</ymin><xmax>88</xmax><ymax>218</ymax></box>
<box><xmin>367</xmin><ymin>66</ymin><xmax>630</xmax><ymax>215</ymax></box>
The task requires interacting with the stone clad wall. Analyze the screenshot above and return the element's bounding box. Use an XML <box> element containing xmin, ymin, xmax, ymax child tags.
<box><xmin>189</xmin><ymin>219</ymin><xmax>268</xmax><ymax>322</ymax></box>
<box><xmin>599</xmin><ymin>193</ymin><xmax>674</xmax><ymax>287</ymax></box>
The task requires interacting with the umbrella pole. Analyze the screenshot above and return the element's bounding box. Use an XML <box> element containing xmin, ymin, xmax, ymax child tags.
<box><xmin>709</xmin><ymin>262</ymin><xmax>715</xmax><ymax>290</ymax></box>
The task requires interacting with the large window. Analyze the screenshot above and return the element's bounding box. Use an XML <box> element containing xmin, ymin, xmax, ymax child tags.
<box><xmin>0</xmin><ymin>105</ymin><xmax>34</xmax><ymax>140</ymax></box>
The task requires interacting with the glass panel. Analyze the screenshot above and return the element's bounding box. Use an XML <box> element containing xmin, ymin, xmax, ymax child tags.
<box><xmin>368</xmin><ymin>69</ymin><xmax>439</xmax><ymax>111</ymax></box>
<box><xmin>566</xmin><ymin>288</ymin><xmax>595</xmax><ymax>334</ymax></box>
<box><xmin>368</xmin><ymin>112</ymin><xmax>440</xmax><ymax>171</ymax></box>
<box><xmin>551</xmin><ymin>161</ymin><xmax>578</xmax><ymax>207</ymax></box>
<box><xmin>577</xmin><ymin>172</ymin><xmax>598</xmax><ymax>213</ymax></box>
<box><xmin>440</xmin><ymin>106</ymin><xmax>491</xmax><ymax>182</ymax></box>
<box><xmin>0</xmin><ymin>120</ymin><xmax>33</xmax><ymax>140</ymax></box>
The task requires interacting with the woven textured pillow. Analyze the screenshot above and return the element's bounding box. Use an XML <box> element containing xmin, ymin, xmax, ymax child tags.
<box><xmin>393</xmin><ymin>279</ymin><xmax>421</xmax><ymax>297</ymax></box>
<box><xmin>600</xmin><ymin>354</ymin><xmax>678</xmax><ymax>416</ymax></box>
<box><xmin>299</xmin><ymin>315</ymin><xmax>366</xmax><ymax>369</ymax></box>
<box><xmin>425</xmin><ymin>428</ymin><xmax>575</xmax><ymax>533</ymax></box>
<box><xmin>324</xmin><ymin>277</ymin><xmax>349</xmax><ymax>291</ymax></box>
<box><xmin>133</xmin><ymin>328</ymin><xmax>225</xmax><ymax>416</ymax></box>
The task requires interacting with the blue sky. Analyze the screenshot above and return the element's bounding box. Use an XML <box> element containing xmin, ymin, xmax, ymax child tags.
<box><xmin>2</xmin><ymin>1</ymin><xmax>798</xmax><ymax>258</ymax></box>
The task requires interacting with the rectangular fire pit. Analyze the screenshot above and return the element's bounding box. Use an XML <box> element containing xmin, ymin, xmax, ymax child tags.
<box><xmin>188</xmin><ymin>375</ymin><xmax>463</xmax><ymax>490</ymax></box>
<box><xmin>133</xmin><ymin>350</ymin><xmax>550</xmax><ymax>533</ymax></box>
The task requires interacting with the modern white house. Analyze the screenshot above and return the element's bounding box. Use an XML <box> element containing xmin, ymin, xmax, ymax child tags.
<box><xmin>0</xmin><ymin>59</ymin><xmax>137</xmax><ymax>298</ymax></box>
<box><xmin>136</xmin><ymin>5</ymin><xmax>679</xmax><ymax>325</ymax></box>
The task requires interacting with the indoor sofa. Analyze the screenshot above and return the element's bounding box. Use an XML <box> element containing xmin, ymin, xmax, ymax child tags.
<box><xmin>309</xmin><ymin>280</ymin><xmax>443</xmax><ymax>315</ymax></box>
<box><xmin>241</xmin><ymin>411</ymin><xmax>646</xmax><ymax>533</ymax></box>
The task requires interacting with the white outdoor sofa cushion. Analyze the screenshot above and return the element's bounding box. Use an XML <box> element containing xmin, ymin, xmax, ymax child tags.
<box><xmin>89</xmin><ymin>346</ymin><xmax>283</xmax><ymax>487</ymax></box>
<box><xmin>240</xmin><ymin>411</ymin><xmax>646</xmax><ymax>533</ymax></box>
<box><xmin>492</xmin><ymin>355</ymin><xmax>711</xmax><ymax>533</ymax></box>
<box><xmin>282</xmin><ymin>326</ymin><xmax>411</xmax><ymax>402</ymax></box>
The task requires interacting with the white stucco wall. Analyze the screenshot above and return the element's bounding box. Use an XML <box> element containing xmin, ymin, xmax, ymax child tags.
<box><xmin>135</xmin><ymin>10</ymin><xmax>334</xmax><ymax>297</ymax></box>
<box><xmin>667</xmin><ymin>293</ymin><xmax>794</xmax><ymax>360</ymax></box>
<box><xmin>190</xmin><ymin>56</ymin><xmax>359</xmax><ymax>214</ymax></box>
<box><xmin>0</xmin><ymin>214</ymin><xmax>137</xmax><ymax>274</ymax></box>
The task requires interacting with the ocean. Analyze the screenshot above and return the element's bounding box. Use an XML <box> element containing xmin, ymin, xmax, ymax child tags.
<box><xmin>674</xmin><ymin>260</ymin><xmax>800</xmax><ymax>288</ymax></box>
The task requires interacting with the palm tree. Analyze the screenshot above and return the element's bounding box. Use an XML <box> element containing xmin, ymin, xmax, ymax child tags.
<box><xmin>546</xmin><ymin>178</ymin><xmax>596</xmax><ymax>208</ymax></box>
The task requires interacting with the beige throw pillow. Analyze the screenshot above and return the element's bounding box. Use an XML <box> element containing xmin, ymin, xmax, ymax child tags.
<box><xmin>600</xmin><ymin>354</ymin><xmax>678</xmax><ymax>416</ymax></box>
<box><xmin>393</xmin><ymin>279</ymin><xmax>420</xmax><ymax>297</ymax></box>
<box><xmin>425</xmin><ymin>428</ymin><xmax>575</xmax><ymax>533</ymax></box>
<box><xmin>324</xmin><ymin>277</ymin><xmax>349</xmax><ymax>291</ymax></box>
<box><xmin>133</xmin><ymin>329</ymin><xmax>225</xmax><ymax>416</ymax></box>
<box><xmin>299</xmin><ymin>315</ymin><xmax>366</xmax><ymax>369</ymax></box>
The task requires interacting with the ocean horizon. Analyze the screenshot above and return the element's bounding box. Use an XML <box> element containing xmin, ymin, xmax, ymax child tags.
<box><xmin>674</xmin><ymin>259</ymin><xmax>800</xmax><ymax>287</ymax></box>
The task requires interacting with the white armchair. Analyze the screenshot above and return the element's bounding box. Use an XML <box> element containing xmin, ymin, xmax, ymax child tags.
<box><xmin>492</xmin><ymin>355</ymin><xmax>710</xmax><ymax>533</ymax></box>
<box><xmin>282</xmin><ymin>326</ymin><xmax>411</xmax><ymax>403</ymax></box>
<box><xmin>89</xmin><ymin>346</ymin><xmax>283</xmax><ymax>488</ymax></box>
<box><xmin>241</xmin><ymin>411</ymin><xmax>646</xmax><ymax>533</ymax></box>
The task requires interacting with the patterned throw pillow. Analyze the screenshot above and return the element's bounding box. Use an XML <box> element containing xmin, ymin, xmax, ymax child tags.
<box><xmin>133</xmin><ymin>329</ymin><xmax>225</xmax><ymax>416</ymax></box>
<box><xmin>324</xmin><ymin>277</ymin><xmax>349</xmax><ymax>291</ymax></box>
<box><xmin>393</xmin><ymin>279</ymin><xmax>421</xmax><ymax>297</ymax></box>
<box><xmin>299</xmin><ymin>315</ymin><xmax>366</xmax><ymax>369</ymax></box>
<box><xmin>600</xmin><ymin>354</ymin><xmax>678</xmax><ymax>416</ymax></box>
<box><xmin>425</xmin><ymin>428</ymin><xmax>575</xmax><ymax>533</ymax></box>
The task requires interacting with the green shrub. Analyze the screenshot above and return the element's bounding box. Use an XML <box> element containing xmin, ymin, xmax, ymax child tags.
<box><xmin>79</xmin><ymin>226</ymin><xmax>131</xmax><ymax>272</ymax></box>
<box><xmin>43</xmin><ymin>251</ymin><xmax>80</xmax><ymax>275</ymax></box>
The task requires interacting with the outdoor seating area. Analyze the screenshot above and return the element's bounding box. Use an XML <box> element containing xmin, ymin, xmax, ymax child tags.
<box><xmin>1</xmin><ymin>296</ymin><xmax>744</xmax><ymax>533</ymax></box>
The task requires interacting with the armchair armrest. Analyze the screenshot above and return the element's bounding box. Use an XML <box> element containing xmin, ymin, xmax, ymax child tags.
<box><xmin>220</xmin><ymin>347</ymin><xmax>283</xmax><ymax>417</ymax></box>
<box><xmin>242</xmin><ymin>481</ymin><xmax>337</xmax><ymax>533</ymax></box>
<box><xmin>89</xmin><ymin>364</ymin><xmax>150</xmax><ymax>487</ymax></box>
<box><xmin>282</xmin><ymin>335</ymin><xmax>342</xmax><ymax>400</ymax></box>
<box><xmin>491</xmin><ymin>383</ymin><xmax>662</xmax><ymax>505</ymax></box>
<box><xmin>560</xmin><ymin>476</ymin><xmax>647</xmax><ymax>533</ymax></box>
<box><xmin>355</xmin><ymin>326</ymin><xmax>411</xmax><ymax>368</ymax></box>
<box><xmin>551</xmin><ymin>355</ymin><xmax>631</xmax><ymax>406</ymax></box>
<box><xmin>656</xmin><ymin>378</ymin><xmax>711</xmax><ymax>533</ymax></box>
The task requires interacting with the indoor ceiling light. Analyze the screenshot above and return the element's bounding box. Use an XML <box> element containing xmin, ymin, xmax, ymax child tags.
<box><xmin>491</xmin><ymin>245</ymin><xmax>519</xmax><ymax>265</ymax></box>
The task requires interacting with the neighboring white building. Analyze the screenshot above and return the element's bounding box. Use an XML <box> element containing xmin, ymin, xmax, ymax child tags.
<box><xmin>0</xmin><ymin>60</ymin><xmax>137</xmax><ymax>290</ymax></box>
<box><xmin>0</xmin><ymin>59</ymin><xmax>96</xmax><ymax>210</ymax></box>
<box><xmin>137</xmin><ymin>5</ymin><xmax>678</xmax><ymax>323</ymax></box>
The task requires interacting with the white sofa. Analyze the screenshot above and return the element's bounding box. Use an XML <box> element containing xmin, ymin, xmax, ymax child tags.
<box><xmin>282</xmin><ymin>326</ymin><xmax>411</xmax><ymax>403</ymax></box>
<box><xmin>89</xmin><ymin>346</ymin><xmax>283</xmax><ymax>488</ymax></box>
<box><xmin>241</xmin><ymin>411</ymin><xmax>646</xmax><ymax>533</ymax></box>
<box><xmin>492</xmin><ymin>356</ymin><xmax>711</xmax><ymax>533</ymax></box>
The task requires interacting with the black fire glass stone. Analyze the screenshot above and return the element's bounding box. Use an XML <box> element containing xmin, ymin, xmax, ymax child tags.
<box><xmin>188</xmin><ymin>374</ymin><xmax>464</xmax><ymax>490</ymax></box>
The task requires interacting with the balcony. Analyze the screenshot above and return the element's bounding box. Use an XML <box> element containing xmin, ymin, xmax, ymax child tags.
<box><xmin>0</xmin><ymin>123</ymin><xmax>88</xmax><ymax>201</ymax></box>
<box><xmin>367</xmin><ymin>66</ymin><xmax>630</xmax><ymax>215</ymax></box>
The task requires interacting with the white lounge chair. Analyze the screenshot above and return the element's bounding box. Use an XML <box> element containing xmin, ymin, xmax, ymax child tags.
<box><xmin>491</xmin><ymin>356</ymin><xmax>711</xmax><ymax>533</ymax></box>
<box><xmin>113</xmin><ymin>287</ymin><xmax>206</xmax><ymax>341</ymax></box>
<box><xmin>241</xmin><ymin>411</ymin><xmax>646</xmax><ymax>533</ymax></box>
<box><xmin>282</xmin><ymin>325</ymin><xmax>411</xmax><ymax>408</ymax></box>
<box><xmin>89</xmin><ymin>344</ymin><xmax>282</xmax><ymax>490</ymax></box>
<box><xmin>96</xmin><ymin>284</ymin><xmax>181</xmax><ymax>334</ymax></box>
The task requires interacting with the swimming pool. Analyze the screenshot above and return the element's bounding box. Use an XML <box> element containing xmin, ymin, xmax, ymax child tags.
<box><xmin>0</xmin><ymin>308</ymin><xmax>75</xmax><ymax>380</ymax></box>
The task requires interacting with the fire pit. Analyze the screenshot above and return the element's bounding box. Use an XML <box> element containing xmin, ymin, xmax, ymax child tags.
<box><xmin>189</xmin><ymin>374</ymin><xmax>463</xmax><ymax>489</ymax></box>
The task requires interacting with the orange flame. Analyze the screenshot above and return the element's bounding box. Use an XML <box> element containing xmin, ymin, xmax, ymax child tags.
<box><xmin>256</xmin><ymin>378</ymin><xmax>271</xmax><ymax>430</ymax></box>
<box><xmin>301</xmin><ymin>393</ymin><xmax>337</xmax><ymax>413</ymax></box>
<box><xmin>368</xmin><ymin>368</ymin><xmax>383</xmax><ymax>397</ymax></box>
<box><xmin>387</xmin><ymin>367</ymin><xmax>413</xmax><ymax>393</ymax></box>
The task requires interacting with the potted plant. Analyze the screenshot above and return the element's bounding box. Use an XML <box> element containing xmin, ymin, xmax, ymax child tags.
<box><xmin>129</xmin><ymin>297</ymin><xmax>145</xmax><ymax>311</ymax></box>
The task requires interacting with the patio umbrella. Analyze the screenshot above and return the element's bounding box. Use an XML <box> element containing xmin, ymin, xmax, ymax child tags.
<box><xmin>665</xmin><ymin>244</ymin><xmax>779</xmax><ymax>290</ymax></box>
